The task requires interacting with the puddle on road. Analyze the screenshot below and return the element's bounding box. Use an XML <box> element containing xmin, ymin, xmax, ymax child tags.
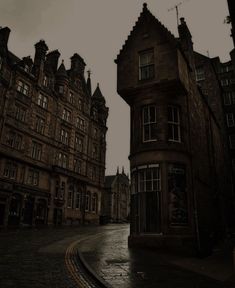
<box><xmin>106</xmin><ymin>258</ymin><xmax>130</xmax><ymax>264</ymax></box>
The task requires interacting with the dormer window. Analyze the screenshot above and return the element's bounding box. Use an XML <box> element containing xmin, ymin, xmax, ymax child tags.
<box><xmin>142</xmin><ymin>105</ymin><xmax>157</xmax><ymax>142</ymax></box>
<box><xmin>139</xmin><ymin>49</ymin><xmax>154</xmax><ymax>80</ymax></box>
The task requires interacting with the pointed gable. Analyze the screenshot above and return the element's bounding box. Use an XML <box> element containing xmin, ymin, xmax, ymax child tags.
<box><xmin>115</xmin><ymin>3</ymin><xmax>177</xmax><ymax>64</ymax></box>
<box><xmin>115</xmin><ymin>3</ymin><xmax>190</xmax><ymax>100</ymax></box>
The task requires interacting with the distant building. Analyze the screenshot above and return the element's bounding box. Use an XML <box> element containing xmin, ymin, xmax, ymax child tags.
<box><xmin>115</xmin><ymin>4</ymin><xmax>232</xmax><ymax>255</ymax></box>
<box><xmin>102</xmin><ymin>167</ymin><xmax>130</xmax><ymax>223</ymax></box>
<box><xmin>0</xmin><ymin>27</ymin><xmax>108</xmax><ymax>227</ymax></box>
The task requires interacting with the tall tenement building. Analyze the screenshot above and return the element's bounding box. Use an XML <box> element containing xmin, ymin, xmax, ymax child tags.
<box><xmin>115</xmin><ymin>3</ymin><xmax>232</xmax><ymax>255</ymax></box>
<box><xmin>0</xmin><ymin>27</ymin><xmax>108</xmax><ymax>227</ymax></box>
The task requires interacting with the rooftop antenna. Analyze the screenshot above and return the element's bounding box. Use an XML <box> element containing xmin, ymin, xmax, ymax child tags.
<box><xmin>168</xmin><ymin>2</ymin><xmax>182</xmax><ymax>27</ymax></box>
<box><xmin>168</xmin><ymin>0</ymin><xmax>190</xmax><ymax>27</ymax></box>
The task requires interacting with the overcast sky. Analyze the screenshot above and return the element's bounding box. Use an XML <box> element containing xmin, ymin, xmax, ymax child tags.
<box><xmin>0</xmin><ymin>0</ymin><xmax>233</xmax><ymax>175</ymax></box>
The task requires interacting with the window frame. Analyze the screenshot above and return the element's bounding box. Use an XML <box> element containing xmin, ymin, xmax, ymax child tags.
<box><xmin>168</xmin><ymin>105</ymin><xmax>181</xmax><ymax>142</ymax></box>
<box><xmin>142</xmin><ymin>105</ymin><xmax>157</xmax><ymax>142</ymax></box>
<box><xmin>139</xmin><ymin>49</ymin><xmax>154</xmax><ymax>81</ymax></box>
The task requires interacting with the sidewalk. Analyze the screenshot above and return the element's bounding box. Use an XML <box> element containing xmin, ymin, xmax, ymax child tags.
<box><xmin>78</xmin><ymin>224</ymin><xmax>235</xmax><ymax>288</ymax></box>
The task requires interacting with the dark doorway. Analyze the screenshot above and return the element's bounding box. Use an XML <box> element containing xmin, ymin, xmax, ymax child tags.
<box><xmin>53</xmin><ymin>208</ymin><xmax>62</xmax><ymax>226</ymax></box>
<box><xmin>23</xmin><ymin>197</ymin><xmax>34</xmax><ymax>225</ymax></box>
<box><xmin>8</xmin><ymin>194</ymin><xmax>22</xmax><ymax>226</ymax></box>
<box><xmin>35</xmin><ymin>199</ymin><xmax>47</xmax><ymax>225</ymax></box>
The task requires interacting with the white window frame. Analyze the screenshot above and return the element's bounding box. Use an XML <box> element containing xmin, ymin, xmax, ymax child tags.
<box><xmin>142</xmin><ymin>105</ymin><xmax>157</xmax><ymax>142</ymax></box>
<box><xmin>168</xmin><ymin>105</ymin><xmax>181</xmax><ymax>142</ymax></box>
<box><xmin>138</xmin><ymin>166</ymin><xmax>161</xmax><ymax>193</ymax></box>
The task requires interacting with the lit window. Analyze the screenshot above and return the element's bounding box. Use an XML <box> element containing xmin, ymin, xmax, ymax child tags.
<box><xmin>27</xmin><ymin>169</ymin><xmax>39</xmax><ymax>186</ymax></box>
<box><xmin>3</xmin><ymin>162</ymin><xmax>17</xmax><ymax>179</ymax></box>
<box><xmin>37</xmin><ymin>93</ymin><xmax>48</xmax><ymax>109</ymax></box>
<box><xmin>226</xmin><ymin>113</ymin><xmax>235</xmax><ymax>127</ymax></box>
<box><xmin>229</xmin><ymin>134</ymin><xmax>235</xmax><ymax>149</ymax></box>
<box><xmin>31</xmin><ymin>142</ymin><xmax>42</xmax><ymax>160</ymax></box>
<box><xmin>168</xmin><ymin>106</ymin><xmax>181</xmax><ymax>142</ymax></box>
<box><xmin>195</xmin><ymin>67</ymin><xmax>205</xmax><ymax>81</ymax></box>
<box><xmin>16</xmin><ymin>80</ymin><xmax>30</xmax><ymax>96</ymax></box>
<box><xmin>139</xmin><ymin>49</ymin><xmax>154</xmax><ymax>80</ymax></box>
<box><xmin>58</xmin><ymin>152</ymin><xmax>68</xmax><ymax>168</ymax></box>
<box><xmin>35</xmin><ymin>116</ymin><xmax>45</xmax><ymax>134</ymax></box>
<box><xmin>60</xmin><ymin>128</ymin><xmax>69</xmax><ymax>145</ymax></box>
<box><xmin>143</xmin><ymin>105</ymin><xmax>157</xmax><ymax>142</ymax></box>
<box><xmin>62</xmin><ymin>108</ymin><xmax>71</xmax><ymax>122</ymax></box>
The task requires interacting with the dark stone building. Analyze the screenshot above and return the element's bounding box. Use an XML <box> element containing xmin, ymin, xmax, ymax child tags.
<box><xmin>0</xmin><ymin>27</ymin><xmax>108</xmax><ymax>227</ymax></box>
<box><xmin>115</xmin><ymin>4</ymin><xmax>231</xmax><ymax>254</ymax></box>
<box><xmin>102</xmin><ymin>167</ymin><xmax>130</xmax><ymax>223</ymax></box>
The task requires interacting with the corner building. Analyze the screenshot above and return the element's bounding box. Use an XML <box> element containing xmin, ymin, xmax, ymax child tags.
<box><xmin>0</xmin><ymin>27</ymin><xmax>108</xmax><ymax>227</ymax></box>
<box><xmin>115</xmin><ymin>4</ymin><xmax>231</xmax><ymax>254</ymax></box>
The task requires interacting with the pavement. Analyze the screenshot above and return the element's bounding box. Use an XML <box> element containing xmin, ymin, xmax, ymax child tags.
<box><xmin>0</xmin><ymin>224</ymin><xmax>235</xmax><ymax>288</ymax></box>
<box><xmin>77</xmin><ymin>224</ymin><xmax>235</xmax><ymax>288</ymax></box>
